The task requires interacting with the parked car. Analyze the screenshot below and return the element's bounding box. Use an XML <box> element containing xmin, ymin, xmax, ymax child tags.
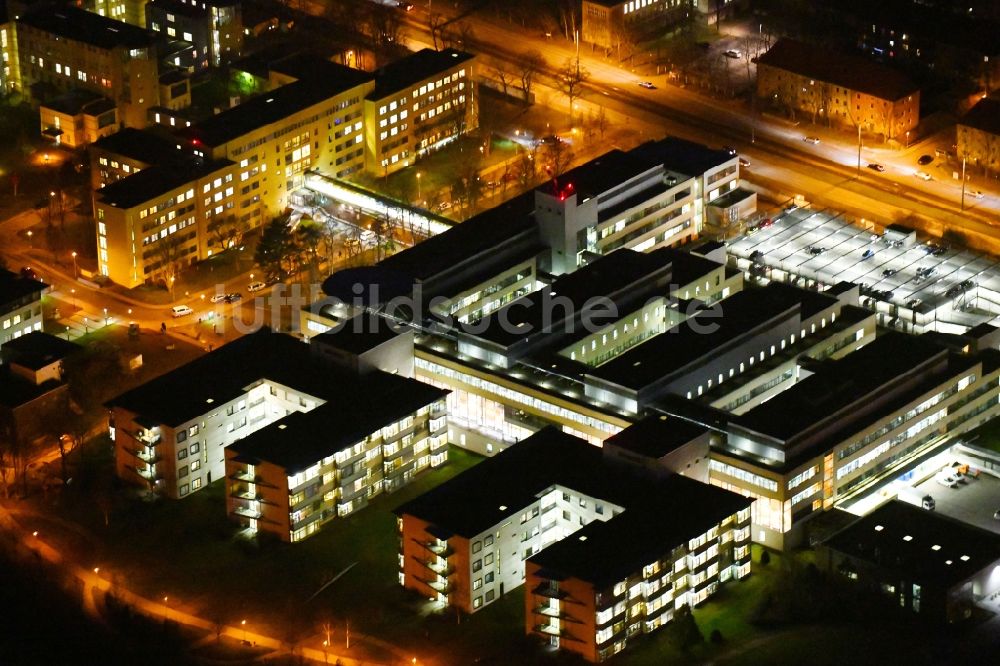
<box><xmin>882</xmin><ymin>268</ymin><xmax>897</xmax><ymax>277</ymax></box>
<box><xmin>917</xmin><ymin>154</ymin><xmax>934</xmax><ymax>165</ymax></box>
<box><xmin>724</xmin><ymin>49</ymin><xmax>742</xmax><ymax>59</ymax></box>
<box><xmin>638</xmin><ymin>81</ymin><xmax>656</xmax><ymax>90</ymax></box>
<box><xmin>915</xmin><ymin>170</ymin><xmax>933</xmax><ymax>181</ymax></box>
<box><xmin>437</xmin><ymin>201</ymin><xmax>452</xmax><ymax>211</ymax></box>
<box><xmin>867</xmin><ymin>163</ymin><xmax>886</xmax><ymax>172</ymax></box>
<box><xmin>862</xmin><ymin>249</ymin><xmax>875</xmax><ymax>259</ymax></box>
<box><xmin>803</xmin><ymin>136</ymin><xmax>820</xmax><ymax>145</ymax></box>
<box><xmin>225</xmin><ymin>292</ymin><xmax>243</xmax><ymax>303</ymax></box>
<box><xmin>739</xmin><ymin>157</ymin><xmax>751</xmax><ymax>168</ymax></box>
<box><xmin>210</xmin><ymin>293</ymin><xmax>228</xmax><ymax>303</ymax></box>
<box><xmin>171</xmin><ymin>305</ymin><xmax>194</xmax><ymax>318</ymax></box>
<box><xmin>921</xmin><ymin>495</ymin><xmax>936</xmax><ymax>511</ymax></box>
<box><xmin>935</xmin><ymin>472</ymin><xmax>959</xmax><ymax>488</ymax></box>
<box><xmin>971</xmin><ymin>190</ymin><xmax>985</xmax><ymax>199</ymax></box>
<box><xmin>247</xmin><ymin>281</ymin><xmax>267</xmax><ymax>293</ymax></box>
<box><xmin>808</xmin><ymin>246</ymin><xmax>825</xmax><ymax>255</ymax></box>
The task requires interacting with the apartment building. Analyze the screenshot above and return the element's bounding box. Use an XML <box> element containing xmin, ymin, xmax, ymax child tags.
<box><xmin>0</xmin><ymin>269</ymin><xmax>46</xmax><ymax>349</ymax></box>
<box><xmin>83</xmin><ymin>0</ymin><xmax>149</xmax><ymax>26</ymax></box>
<box><xmin>39</xmin><ymin>90</ymin><xmax>117</xmax><ymax>148</ymax></box>
<box><xmin>89</xmin><ymin>127</ymin><xmax>182</xmax><ymax>189</ymax></box>
<box><xmin>107</xmin><ymin>330</ymin><xmax>449</xmax><ymax>538</ymax></box>
<box><xmin>957</xmin><ymin>97</ymin><xmax>1000</xmax><ymax>175</ymax></box>
<box><xmin>582</xmin><ymin>0</ymin><xmax>690</xmax><ymax>52</ymax></box>
<box><xmin>364</xmin><ymin>48</ymin><xmax>477</xmax><ymax>176</ymax></box>
<box><xmin>146</xmin><ymin>0</ymin><xmax>243</xmax><ymax>71</ymax></box>
<box><xmin>535</xmin><ymin>137</ymin><xmax>745</xmax><ymax>275</ymax></box>
<box><xmin>712</xmin><ymin>332</ymin><xmax>1000</xmax><ymax>550</ymax></box>
<box><xmin>756</xmin><ymin>39</ymin><xmax>919</xmax><ymax>140</ymax></box>
<box><xmin>16</xmin><ymin>5</ymin><xmax>159</xmax><ymax>129</ymax></box>
<box><xmin>0</xmin><ymin>5</ymin><xmax>19</xmax><ymax>93</ymax></box>
<box><xmin>93</xmin><ymin>157</ymin><xmax>238</xmax><ymax>285</ymax></box>
<box><xmin>397</xmin><ymin>427</ymin><xmax>752</xmax><ymax>662</ymax></box>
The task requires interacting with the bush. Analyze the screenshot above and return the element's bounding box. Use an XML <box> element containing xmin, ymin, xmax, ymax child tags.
<box><xmin>710</xmin><ymin>628</ymin><xmax>724</xmax><ymax>644</ymax></box>
<box><xmin>760</xmin><ymin>549</ymin><xmax>771</xmax><ymax>566</ymax></box>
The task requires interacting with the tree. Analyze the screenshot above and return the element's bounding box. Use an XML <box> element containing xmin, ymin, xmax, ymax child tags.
<box><xmin>555</xmin><ymin>57</ymin><xmax>590</xmax><ymax>119</ymax></box>
<box><xmin>554</xmin><ymin>0</ymin><xmax>577</xmax><ymax>40</ymax></box>
<box><xmin>428</xmin><ymin>13</ymin><xmax>447</xmax><ymax>50</ymax></box>
<box><xmin>486</xmin><ymin>56</ymin><xmax>514</xmax><ymax>97</ymax></box>
<box><xmin>542</xmin><ymin>138</ymin><xmax>574</xmax><ymax>178</ymax></box>
<box><xmin>207</xmin><ymin>213</ymin><xmax>245</xmax><ymax>253</ymax></box>
<box><xmin>154</xmin><ymin>233</ymin><xmax>184</xmax><ymax>293</ymax></box>
<box><xmin>596</xmin><ymin>106</ymin><xmax>609</xmax><ymax>139</ymax></box>
<box><xmin>62</xmin><ymin>340</ymin><xmax>126</xmax><ymax>413</ymax></box>
<box><xmin>254</xmin><ymin>215</ymin><xmax>297</xmax><ymax>281</ymax></box>
<box><xmin>666</xmin><ymin>604</ymin><xmax>703</xmax><ymax>651</ymax></box>
<box><xmin>296</xmin><ymin>220</ymin><xmax>324</xmax><ymax>283</ymax></box>
<box><xmin>518</xmin><ymin>50</ymin><xmax>544</xmax><ymax>103</ymax></box>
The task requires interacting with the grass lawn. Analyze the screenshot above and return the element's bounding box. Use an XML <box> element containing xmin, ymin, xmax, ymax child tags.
<box><xmin>49</xmin><ymin>447</ymin><xmax>490</xmax><ymax>657</ymax></box>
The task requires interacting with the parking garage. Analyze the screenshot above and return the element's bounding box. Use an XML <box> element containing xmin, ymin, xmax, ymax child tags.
<box><xmin>728</xmin><ymin>207</ymin><xmax>1000</xmax><ymax>334</ymax></box>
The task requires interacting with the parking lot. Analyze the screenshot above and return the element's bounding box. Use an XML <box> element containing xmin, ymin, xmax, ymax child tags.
<box><xmin>911</xmin><ymin>471</ymin><xmax>1000</xmax><ymax>535</ymax></box>
<box><xmin>728</xmin><ymin>207</ymin><xmax>1000</xmax><ymax>333</ymax></box>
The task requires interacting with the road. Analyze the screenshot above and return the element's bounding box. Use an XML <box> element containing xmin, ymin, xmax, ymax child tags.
<box><xmin>397</xmin><ymin>5</ymin><xmax>1000</xmax><ymax>232</ymax></box>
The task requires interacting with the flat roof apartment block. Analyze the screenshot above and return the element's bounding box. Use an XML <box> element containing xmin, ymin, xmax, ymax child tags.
<box><xmin>396</xmin><ymin>427</ymin><xmax>751</xmax><ymax>662</ymax></box>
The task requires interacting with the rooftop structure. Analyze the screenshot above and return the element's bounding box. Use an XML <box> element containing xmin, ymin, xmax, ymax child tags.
<box><xmin>367</xmin><ymin>48</ymin><xmax>474</xmax><ymax>100</ymax></box>
<box><xmin>18</xmin><ymin>5</ymin><xmax>155</xmax><ymax>49</ymax></box>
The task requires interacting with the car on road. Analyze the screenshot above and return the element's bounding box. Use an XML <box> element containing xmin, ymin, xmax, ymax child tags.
<box><xmin>808</xmin><ymin>246</ymin><xmax>825</xmax><ymax>255</ymax></box>
<box><xmin>917</xmin><ymin>154</ymin><xmax>934</xmax><ymax>166</ymax></box>
<box><xmin>862</xmin><ymin>249</ymin><xmax>875</xmax><ymax>259</ymax></box>
<box><xmin>935</xmin><ymin>471</ymin><xmax>959</xmax><ymax>488</ymax></box>
<box><xmin>914</xmin><ymin>170</ymin><xmax>932</xmax><ymax>181</ymax></box>
<box><xmin>924</xmin><ymin>243</ymin><xmax>946</xmax><ymax>256</ymax></box>
<box><xmin>171</xmin><ymin>305</ymin><xmax>194</xmax><ymax>318</ymax></box>
<box><xmin>247</xmin><ymin>281</ymin><xmax>267</xmax><ymax>293</ymax></box>
<box><xmin>638</xmin><ymin>81</ymin><xmax>656</xmax><ymax>90</ymax></box>
<box><xmin>210</xmin><ymin>293</ymin><xmax>228</xmax><ymax>303</ymax></box>
<box><xmin>739</xmin><ymin>157</ymin><xmax>750</xmax><ymax>168</ymax></box>
<box><xmin>867</xmin><ymin>163</ymin><xmax>885</xmax><ymax>172</ymax></box>
<box><xmin>437</xmin><ymin>201</ymin><xmax>452</xmax><ymax>211</ymax></box>
<box><xmin>882</xmin><ymin>268</ymin><xmax>897</xmax><ymax>277</ymax></box>
<box><xmin>225</xmin><ymin>292</ymin><xmax>242</xmax><ymax>303</ymax></box>
<box><xmin>971</xmin><ymin>190</ymin><xmax>985</xmax><ymax>199</ymax></box>
<box><xmin>803</xmin><ymin>136</ymin><xmax>820</xmax><ymax>144</ymax></box>
<box><xmin>724</xmin><ymin>49</ymin><xmax>742</xmax><ymax>59</ymax></box>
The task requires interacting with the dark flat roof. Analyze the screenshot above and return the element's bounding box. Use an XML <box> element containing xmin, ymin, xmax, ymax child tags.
<box><xmin>734</xmin><ymin>333</ymin><xmax>950</xmax><ymax>443</ymax></box>
<box><xmin>368</xmin><ymin>48</ymin><xmax>474</xmax><ymax>100</ymax></box>
<box><xmin>824</xmin><ymin>501</ymin><xmax>1000</xmax><ymax>588</ymax></box>
<box><xmin>91</xmin><ymin>128</ymin><xmax>184</xmax><ymax>164</ymax></box>
<box><xmin>640</xmin><ymin>137</ymin><xmax>735</xmax><ymax>179</ymax></box>
<box><xmin>398</xmin><ymin>427</ymin><xmax>750</xmax><ymax>587</ymax></box>
<box><xmin>181</xmin><ymin>74</ymin><xmax>373</xmax><ymax>147</ymax></box>
<box><xmin>18</xmin><ymin>6</ymin><xmax>155</xmax><ymax>49</ymax></box>
<box><xmin>42</xmin><ymin>90</ymin><xmax>115</xmax><ymax>116</ymax></box>
<box><xmin>147</xmin><ymin>0</ymin><xmax>210</xmax><ymax>18</ymax></box>
<box><xmin>269</xmin><ymin>52</ymin><xmax>373</xmax><ymax>85</ymax></box>
<box><xmin>591</xmin><ymin>283</ymin><xmax>836</xmax><ymax>391</ymax></box>
<box><xmin>95</xmin><ymin>159</ymin><xmax>233</xmax><ymax>208</ymax></box>
<box><xmin>228</xmin><ymin>378</ymin><xmax>446</xmax><ymax>473</ymax></box>
<box><xmin>311</xmin><ymin>313</ymin><xmax>405</xmax><ymax>355</ymax></box>
<box><xmin>107</xmin><ymin>329</ymin><xmax>439</xmax><ymax>429</ymax></box>
<box><xmin>0</xmin><ymin>368</ymin><xmax>63</xmax><ymax>409</ymax></box>
<box><xmin>604</xmin><ymin>415</ymin><xmax>709</xmax><ymax>459</ymax></box>
<box><xmin>961</xmin><ymin>98</ymin><xmax>1000</xmax><ymax>136</ymax></box>
<box><xmin>467</xmin><ymin>248</ymin><xmax>674</xmax><ymax>347</ymax></box>
<box><xmin>0</xmin><ymin>269</ymin><xmax>46</xmax><ymax>309</ymax></box>
<box><xmin>2</xmin><ymin>332</ymin><xmax>79</xmax><ymax>370</ymax></box>
<box><xmin>378</xmin><ymin>191</ymin><xmax>538</xmax><ymax>282</ymax></box>
<box><xmin>757</xmin><ymin>39</ymin><xmax>918</xmax><ymax>101</ymax></box>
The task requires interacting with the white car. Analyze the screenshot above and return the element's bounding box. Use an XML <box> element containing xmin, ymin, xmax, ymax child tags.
<box><xmin>803</xmin><ymin>136</ymin><xmax>820</xmax><ymax>145</ymax></box>
<box><xmin>209</xmin><ymin>293</ymin><xmax>228</xmax><ymax>303</ymax></box>
<box><xmin>971</xmin><ymin>190</ymin><xmax>985</xmax><ymax>199</ymax></box>
<box><xmin>935</xmin><ymin>472</ymin><xmax>959</xmax><ymax>488</ymax></box>
<box><xmin>247</xmin><ymin>281</ymin><xmax>267</xmax><ymax>293</ymax></box>
<box><xmin>915</xmin><ymin>171</ymin><xmax>932</xmax><ymax>181</ymax></box>
<box><xmin>171</xmin><ymin>305</ymin><xmax>194</xmax><ymax>318</ymax></box>
<box><xmin>724</xmin><ymin>49</ymin><xmax>742</xmax><ymax>59</ymax></box>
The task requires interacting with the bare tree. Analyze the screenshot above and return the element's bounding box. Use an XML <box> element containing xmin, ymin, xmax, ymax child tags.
<box><xmin>487</xmin><ymin>56</ymin><xmax>514</xmax><ymax>97</ymax></box>
<box><xmin>542</xmin><ymin>138</ymin><xmax>574</xmax><ymax>178</ymax></box>
<box><xmin>428</xmin><ymin>13</ymin><xmax>447</xmax><ymax>50</ymax></box>
<box><xmin>518</xmin><ymin>50</ymin><xmax>545</xmax><ymax>102</ymax></box>
<box><xmin>554</xmin><ymin>0</ymin><xmax>578</xmax><ymax>40</ymax></box>
<box><xmin>555</xmin><ymin>57</ymin><xmax>590</xmax><ymax>119</ymax></box>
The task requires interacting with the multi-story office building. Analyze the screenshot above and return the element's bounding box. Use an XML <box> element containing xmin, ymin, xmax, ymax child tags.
<box><xmin>93</xmin><ymin>157</ymin><xmax>238</xmax><ymax>284</ymax></box>
<box><xmin>16</xmin><ymin>5</ymin><xmax>159</xmax><ymax>129</ymax></box>
<box><xmin>107</xmin><ymin>330</ymin><xmax>449</xmax><ymax>543</ymax></box>
<box><xmin>0</xmin><ymin>269</ymin><xmax>46</xmax><ymax>349</ymax></box>
<box><xmin>535</xmin><ymin>137</ymin><xmax>744</xmax><ymax>275</ymax></box>
<box><xmin>756</xmin><ymin>39</ymin><xmax>919</xmax><ymax>141</ymax></box>
<box><xmin>364</xmin><ymin>48</ymin><xmax>477</xmax><ymax>176</ymax></box>
<box><xmin>711</xmin><ymin>332</ymin><xmax>1000</xmax><ymax>550</ymax></box>
<box><xmin>957</xmin><ymin>97</ymin><xmax>1000</xmax><ymax>175</ymax></box>
<box><xmin>0</xmin><ymin>5</ymin><xmax>20</xmax><ymax>93</ymax></box>
<box><xmin>146</xmin><ymin>0</ymin><xmax>242</xmax><ymax>71</ymax></box>
<box><xmin>582</xmin><ymin>0</ymin><xmax>690</xmax><ymax>52</ymax></box>
<box><xmin>83</xmin><ymin>0</ymin><xmax>149</xmax><ymax>26</ymax></box>
<box><xmin>397</xmin><ymin>427</ymin><xmax>752</xmax><ymax>662</ymax></box>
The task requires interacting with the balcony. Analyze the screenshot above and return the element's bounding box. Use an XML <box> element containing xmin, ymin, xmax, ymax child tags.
<box><xmin>532</xmin><ymin>605</ymin><xmax>567</xmax><ymax>619</ymax></box>
<box><xmin>532</xmin><ymin>583</ymin><xmax>568</xmax><ymax>600</ymax></box>
<box><xmin>135</xmin><ymin>431</ymin><xmax>161</xmax><ymax>446</ymax></box>
<box><xmin>248</xmin><ymin>397</ymin><xmax>265</xmax><ymax>408</ymax></box>
<box><xmin>425</xmin><ymin>541</ymin><xmax>453</xmax><ymax>557</ymax></box>
<box><xmin>533</xmin><ymin>623</ymin><xmax>561</xmax><ymax>637</ymax></box>
<box><xmin>426</xmin><ymin>578</ymin><xmax>451</xmax><ymax>594</ymax></box>
<box><xmin>425</xmin><ymin>559</ymin><xmax>453</xmax><ymax>577</ymax></box>
<box><xmin>232</xmin><ymin>505</ymin><xmax>262</xmax><ymax>520</ymax></box>
<box><xmin>133</xmin><ymin>465</ymin><xmax>161</xmax><ymax>482</ymax></box>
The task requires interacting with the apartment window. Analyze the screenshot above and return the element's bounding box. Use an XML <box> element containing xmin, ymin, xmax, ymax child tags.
<box><xmin>179</xmin><ymin>484</ymin><xmax>189</xmax><ymax>496</ymax></box>
<box><xmin>189</xmin><ymin>425</ymin><xmax>199</xmax><ymax>436</ymax></box>
<box><xmin>192</xmin><ymin>478</ymin><xmax>202</xmax><ymax>490</ymax></box>
<box><xmin>485</xmin><ymin>590</ymin><xmax>495</xmax><ymax>602</ymax></box>
<box><xmin>177</xmin><ymin>431</ymin><xmax>187</xmax><ymax>443</ymax></box>
<box><xmin>191</xmin><ymin>460</ymin><xmax>201</xmax><ymax>472</ymax></box>
<box><xmin>473</xmin><ymin>578</ymin><xmax>483</xmax><ymax>590</ymax></box>
<box><xmin>178</xmin><ymin>465</ymin><xmax>189</xmax><ymax>478</ymax></box>
<box><xmin>189</xmin><ymin>442</ymin><xmax>200</xmax><ymax>455</ymax></box>
<box><xmin>473</xmin><ymin>596</ymin><xmax>482</xmax><ymax>608</ymax></box>
<box><xmin>472</xmin><ymin>540</ymin><xmax>482</xmax><ymax>553</ymax></box>
<box><xmin>177</xmin><ymin>449</ymin><xmax>188</xmax><ymax>460</ymax></box>
<box><xmin>484</xmin><ymin>535</ymin><xmax>494</xmax><ymax>547</ymax></box>
<box><xmin>484</xmin><ymin>553</ymin><xmax>494</xmax><ymax>565</ymax></box>
<box><xmin>484</xmin><ymin>572</ymin><xmax>494</xmax><ymax>583</ymax></box>
<box><xmin>472</xmin><ymin>559</ymin><xmax>482</xmax><ymax>572</ymax></box>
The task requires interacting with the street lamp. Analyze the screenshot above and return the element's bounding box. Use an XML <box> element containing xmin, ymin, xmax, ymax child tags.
<box><xmin>905</xmin><ymin>130</ymin><xmax>910</xmax><ymax>149</ymax></box>
<box><xmin>71</xmin><ymin>251</ymin><xmax>78</xmax><ymax>277</ymax></box>
<box><xmin>103</xmin><ymin>307</ymin><xmax>109</xmax><ymax>326</ymax></box>
<box><xmin>26</xmin><ymin>230</ymin><xmax>32</xmax><ymax>248</ymax></box>
<box><xmin>416</xmin><ymin>172</ymin><xmax>422</xmax><ymax>201</ymax></box>
<box><xmin>241</xmin><ymin>619</ymin><xmax>247</xmax><ymax>642</ymax></box>
<box><xmin>70</xmin><ymin>288</ymin><xmax>76</xmax><ymax>307</ymax></box>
